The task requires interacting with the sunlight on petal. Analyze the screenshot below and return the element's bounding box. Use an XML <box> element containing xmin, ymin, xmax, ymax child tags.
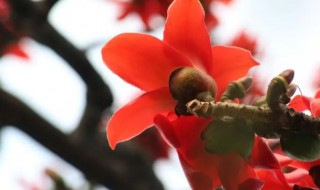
<box><xmin>107</xmin><ymin>87</ymin><xmax>175</xmax><ymax>149</ymax></box>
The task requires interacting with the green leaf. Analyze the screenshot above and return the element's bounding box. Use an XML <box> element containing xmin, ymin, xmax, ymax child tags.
<box><xmin>280</xmin><ymin>131</ymin><xmax>320</xmax><ymax>161</ymax></box>
<box><xmin>202</xmin><ymin>118</ymin><xmax>254</xmax><ymax>158</ymax></box>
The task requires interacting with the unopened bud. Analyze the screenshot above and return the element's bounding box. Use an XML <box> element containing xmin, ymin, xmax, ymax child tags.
<box><xmin>221</xmin><ymin>76</ymin><xmax>253</xmax><ymax>102</ymax></box>
<box><xmin>169</xmin><ymin>67</ymin><xmax>217</xmax><ymax>102</ymax></box>
<box><xmin>279</xmin><ymin>69</ymin><xmax>294</xmax><ymax>85</ymax></box>
<box><xmin>169</xmin><ymin>67</ymin><xmax>217</xmax><ymax>116</ymax></box>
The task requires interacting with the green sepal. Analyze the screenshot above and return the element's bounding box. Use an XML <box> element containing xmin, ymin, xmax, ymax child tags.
<box><xmin>202</xmin><ymin>118</ymin><xmax>254</xmax><ymax>158</ymax></box>
<box><xmin>266</xmin><ymin>76</ymin><xmax>288</xmax><ymax>110</ymax></box>
<box><xmin>252</xmin><ymin>121</ymin><xmax>280</xmax><ymax>138</ymax></box>
<box><xmin>280</xmin><ymin>131</ymin><xmax>320</xmax><ymax>161</ymax></box>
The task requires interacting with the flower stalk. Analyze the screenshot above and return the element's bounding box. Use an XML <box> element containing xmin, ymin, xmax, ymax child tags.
<box><xmin>186</xmin><ymin>70</ymin><xmax>320</xmax><ymax>137</ymax></box>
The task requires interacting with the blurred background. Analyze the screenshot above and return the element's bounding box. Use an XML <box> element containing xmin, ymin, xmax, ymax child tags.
<box><xmin>1</xmin><ymin>0</ymin><xmax>320</xmax><ymax>189</ymax></box>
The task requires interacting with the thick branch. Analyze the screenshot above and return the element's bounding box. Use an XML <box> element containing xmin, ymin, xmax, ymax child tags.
<box><xmin>0</xmin><ymin>88</ymin><xmax>121</xmax><ymax>188</ymax></box>
<box><xmin>0</xmin><ymin>88</ymin><xmax>164</xmax><ymax>190</ymax></box>
<box><xmin>8</xmin><ymin>0</ymin><xmax>113</xmax><ymax>134</ymax></box>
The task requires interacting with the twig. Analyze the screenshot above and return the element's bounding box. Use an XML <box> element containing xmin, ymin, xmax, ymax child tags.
<box><xmin>186</xmin><ymin>100</ymin><xmax>320</xmax><ymax>135</ymax></box>
<box><xmin>185</xmin><ymin>70</ymin><xmax>320</xmax><ymax>137</ymax></box>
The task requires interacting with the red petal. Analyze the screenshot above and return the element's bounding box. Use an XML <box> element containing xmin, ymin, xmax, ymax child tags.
<box><xmin>251</xmin><ymin>137</ymin><xmax>280</xmax><ymax>169</ymax></box>
<box><xmin>107</xmin><ymin>87</ymin><xmax>175</xmax><ymax>149</ymax></box>
<box><xmin>205</xmin><ymin>13</ymin><xmax>219</xmax><ymax>31</ymax></box>
<box><xmin>238</xmin><ymin>178</ymin><xmax>264</xmax><ymax>190</ymax></box>
<box><xmin>217</xmin><ymin>0</ymin><xmax>233</xmax><ymax>4</ymax></box>
<box><xmin>117</xmin><ymin>2</ymin><xmax>134</xmax><ymax>20</ymax></box>
<box><xmin>218</xmin><ymin>153</ymin><xmax>257</xmax><ymax>190</ymax></box>
<box><xmin>256</xmin><ymin>169</ymin><xmax>290</xmax><ymax>190</ymax></box>
<box><xmin>154</xmin><ymin>114</ymin><xmax>181</xmax><ymax>148</ymax></box>
<box><xmin>178</xmin><ymin>152</ymin><xmax>214</xmax><ymax>190</ymax></box>
<box><xmin>314</xmin><ymin>89</ymin><xmax>320</xmax><ymax>98</ymax></box>
<box><xmin>172</xmin><ymin>116</ymin><xmax>209</xmax><ymax>147</ymax></box>
<box><xmin>274</xmin><ymin>153</ymin><xmax>293</xmax><ymax>167</ymax></box>
<box><xmin>289</xmin><ymin>95</ymin><xmax>312</xmax><ymax>112</ymax></box>
<box><xmin>286</xmin><ymin>169</ymin><xmax>318</xmax><ymax>189</ymax></box>
<box><xmin>102</xmin><ymin>33</ymin><xmax>192</xmax><ymax>91</ymax></box>
<box><xmin>4</xmin><ymin>43</ymin><xmax>29</xmax><ymax>60</ymax></box>
<box><xmin>230</xmin><ymin>31</ymin><xmax>257</xmax><ymax>56</ymax></box>
<box><xmin>210</xmin><ymin>46</ymin><xmax>259</xmax><ymax>97</ymax></box>
<box><xmin>310</xmin><ymin>98</ymin><xmax>320</xmax><ymax>116</ymax></box>
<box><xmin>163</xmin><ymin>0</ymin><xmax>212</xmax><ymax>73</ymax></box>
<box><xmin>289</xmin><ymin>159</ymin><xmax>320</xmax><ymax>171</ymax></box>
<box><xmin>285</xmin><ymin>169</ymin><xmax>309</xmax><ymax>183</ymax></box>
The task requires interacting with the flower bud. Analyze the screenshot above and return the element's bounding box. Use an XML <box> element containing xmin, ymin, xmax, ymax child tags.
<box><xmin>279</xmin><ymin>69</ymin><xmax>294</xmax><ymax>85</ymax></box>
<box><xmin>169</xmin><ymin>67</ymin><xmax>217</xmax><ymax>102</ymax></box>
<box><xmin>169</xmin><ymin>67</ymin><xmax>217</xmax><ymax>116</ymax></box>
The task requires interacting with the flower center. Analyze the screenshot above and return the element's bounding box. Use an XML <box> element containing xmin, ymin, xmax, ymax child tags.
<box><xmin>169</xmin><ymin>67</ymin><xmax>217</xmax><ymax>116</ymax></box>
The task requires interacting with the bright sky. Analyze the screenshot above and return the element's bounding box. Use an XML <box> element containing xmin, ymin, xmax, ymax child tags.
<box><xmin>1</xmin><ymin>0</ymin><xmax>320</xmax><ymax>189</ymax></box>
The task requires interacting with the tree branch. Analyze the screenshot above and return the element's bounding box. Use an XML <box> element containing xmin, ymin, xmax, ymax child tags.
<box><xmin>0</xmin><ymin>87</ymin><xmax>164</xmax><ymax>190</ymax></box>
<box><xmin>4</xmin><ymin>0</ymin><xmax>165</xmax><ymax>188</ymax></box>
<box><xmin>8</xmin><ymin>0</ymin><xmax>113</xmax><ymax>135</ymax></box>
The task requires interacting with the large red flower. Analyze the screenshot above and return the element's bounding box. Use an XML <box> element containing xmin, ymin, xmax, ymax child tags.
<box><xmin>102</xmin><ymin>0</ymin><xmax>258</xmax><ymax>188</ymax></box>
<box><xmin>102</xmin><ymin>0</ymin><xmax>257</xmax><ymax>151</ymax></box>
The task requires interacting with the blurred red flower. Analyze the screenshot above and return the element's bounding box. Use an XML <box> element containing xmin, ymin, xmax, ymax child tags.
<box><xmin>115</xmin><ymin>0</ymin><xmax>171</xmax><ymax>31</ymax></box>
<box><xmin>0</xmin><ymin>0</ymin><xmax>10</xmax><ymax>21</ymax></box>
<box><xmin>289</xmin><ymin>89</ymin><xmax>320</xmax><ymax>117</ymax></box>
<box><xmin>113</xmin><ymin>0</ymin><xmax>232</xmax><ymax>31</ymax></box>
<box><xmin>230</xmin><ymin>31</ymin><xmax>258</xmax><ymax>57</ymax></box>
<box><xmin>0</xmin><ymin>0</ymin><xmax>28</xmax><ymax>59</ymax></box>
<box><xmin>312</xmin><ymin>67</ymin><xmax>320</xmax><ymax>89</ymax></box>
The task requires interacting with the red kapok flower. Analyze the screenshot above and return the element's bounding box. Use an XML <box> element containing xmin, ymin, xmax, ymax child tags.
<box><xmin>0</xmin><ymin>0</ymin><xmax>28</xmax><ymax>59</ymax></box>
<box><xmin>115</xmin><ymin>0</ymin><xmax>171</xmax><ymax>31</ymax></box>
<box><xmin>2</xmin><ymin>41</ymin><xmax>29</xmax><ymax>59</ymax></box>
<box><xmin>267</xmin><ymin>150</ymin><xmax>320</xmax><ymax>189</ymax></box>
<box><xmin>0</xmin><ymin>0</ymin><xmax>10</xmax><ymax>21</ymax></box>
<box><xmin>312</xmin><ymin>67</ymin><xmax>320</xmax><ymax>90</ymax></box>
<box><xmin>102</xmin><ymin>0</ymin><xmax>257</xmax><ymax>188</ymax></box>
<box><xmin>289</xmin><ymin>89</ymin><xmax>320</xmax><ymax>117</ymax></box>
<box><xmin>154</xmin><ymin>115</ymin><xmax>285</xmax><ymax>189</ymax></box>
<box><xmin>113</xmin><ymin>0</ymin><xmax>232</xmax><ymax>31</ymax></box>
<box><xmin>229</xmin><ymin>31</ymin><xmax>258</xmax><ymax>57</ymax></box>
<box><xmin>102</xmin><ymin>0</ymin><xmax>257</xmax><ymax>150</ymax></box>
<box><xmin>251</xmin><ymin>139</ymin><xmax>319</xmax><ymax>189</ymax></box>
